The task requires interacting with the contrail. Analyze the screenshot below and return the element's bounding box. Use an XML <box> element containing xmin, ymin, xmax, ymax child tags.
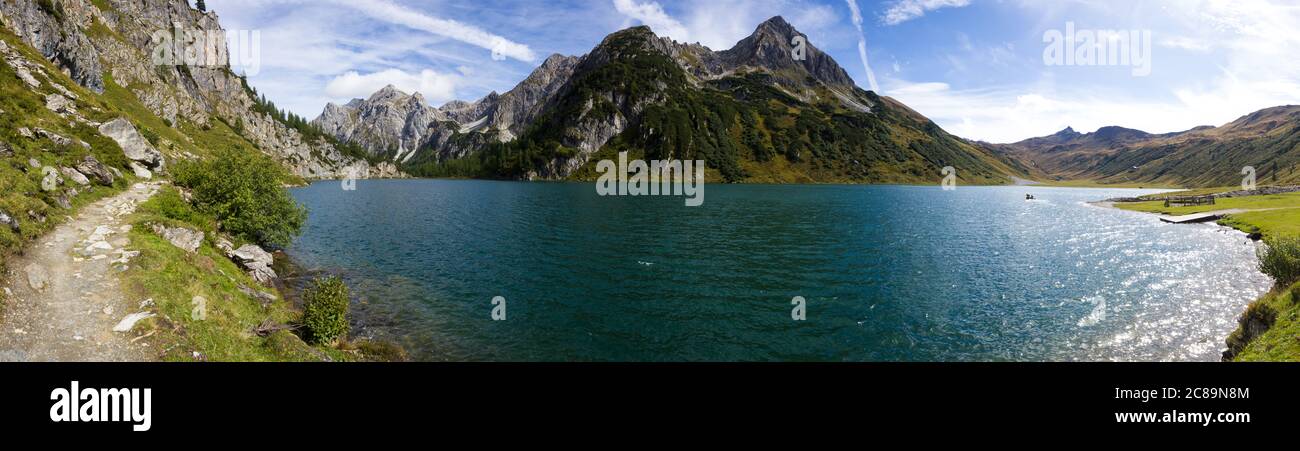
<box><xmin>845</xmin><ymin>0</ymin><xmax>881</xmax><ymax>92</ymax></box>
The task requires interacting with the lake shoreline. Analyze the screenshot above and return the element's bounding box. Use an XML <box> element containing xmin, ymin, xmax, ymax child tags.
<box><xmin>1090</xmin><ymin>197</ymin><xmax>1277</xmax><ymax>361</ymax></box>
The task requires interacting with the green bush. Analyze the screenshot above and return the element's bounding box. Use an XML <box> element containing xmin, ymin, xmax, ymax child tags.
<box><xmin>301</xmin><ymin>276</ymin><xmax>350</xmax><ymax>345</ymax></box>
<box><xmin>173</xmin><ymin>147</ymin><xmax>306</xmax><ymax>248</ymax></box>
<box><xmin>1258</xmin><ymin>236</ymin><xmax>1300</xmax><ymax>288</ymax></box>
<box><xmin>137</xmin><ymin>187</ymin><xmax>216</xmax><ymax>232</ymax></box>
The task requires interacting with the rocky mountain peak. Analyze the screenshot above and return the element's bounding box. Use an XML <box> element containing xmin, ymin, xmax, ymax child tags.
<box><xmin>719</xmin><ymin>16</ymin><xmax>856</xmax><ymax>89</ymax></box>
<box><xmin>752</xmin><ymin>16</ymin><xmax>797</xmax><ymax>41</ymax></box>
<box><xmin>369</xmin><ymin>84</ymin><xmax>411</xmax><ymax>102</ymax></box>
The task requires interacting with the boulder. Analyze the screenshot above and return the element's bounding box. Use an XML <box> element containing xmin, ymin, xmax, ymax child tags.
<box><xmin>0</xmin><ymin>141</ymin><xmax>11</xmax><ymax>157</ymax></box>
<box><xmin>41</xmin><ymin>168</ymin><xmax>62</xmax><ymax>191</ymax></box>
<box><xmin>0</xmin><ymin>210</ymin><xmax>18</xmax><ymax>232</ymax></box>
<box><xmin>24</xmin><ymin>264</ymin><xmax>49</xmax><ymax>291</ymax></box>
<box><xmin>128</xmin><ymin>162</ymin><xmax>152</xmax><ymax>179</ymax></box>
<box><xmin>98</xmin><ymin>118</ymin><xmax>164</xmax><ymax>170</ymax></box>
<box><xmin>17</xmin><ymin>127</ymin><xmax>34</xmax><ymax>139</ymax></box>
<box><xmin>151</xmin><ymin>224</ymin><xmax>204</xmax><ymax>253</ymax></box>
<box><xmin>44</xmin><ymin>93</ymin><xmax>76</xmax><ymax>115</ymax></box>
<box><xmin>247</xmin><ymin>264</ymin><xmax>278</xmax><ymax>285</ymax></box>
<box><xmin>35</xmin><ymin>128</ymin><xmax>73</xmax><ymax>147</ymax></box>
<box><xmin>28</xmin><ymin>158</ymin><xmax>41</xmax><ymax>169</ymax></box>
<box><xmin>74</xmin><ymin>156</ymin><xmax>115</xmax><ymax>186</ymax></box>
<box><xmin>54</xmin><ymin>193</ymin><xmax>72</xmax><ymax>209</ymax></box>
<box><xmin>230</xmin><ymin>244</ymin><xmax>274</xmax><ymax>267</ymax></box>
<box><xmin>230</xmin><ymin>244</ymin><xmax>278</xmax><ymax>285</ymax></box>
<box><xmin>215</xmin><ymin>238</ymin><xmax>234</xmax><ymax>254</ymax></box>
<box><xmin>60</xmin><ymin>167</ymin><xmax>90</xmax><ymax>186</ymax></box>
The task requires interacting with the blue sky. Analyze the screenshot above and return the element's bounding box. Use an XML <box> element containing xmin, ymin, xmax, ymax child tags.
<box><xmin>210</xmin><ymin>0</ymin><xmax>1300</xmax><ymax>143</ymax></box>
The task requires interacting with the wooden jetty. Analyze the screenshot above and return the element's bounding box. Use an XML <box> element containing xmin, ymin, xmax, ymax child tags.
<box><xmin>1159</xmin><ymin>212</ymin><xmax>1224</xmax><ymax>224</ymax></box>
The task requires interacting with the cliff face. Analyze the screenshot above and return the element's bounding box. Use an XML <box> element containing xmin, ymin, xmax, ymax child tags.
<box><xmin>0</xmin><ymin>0</ymin><xmax>401</xmax><ymax>180</ymax></box>
<box><xmin>313</xmin><ymin>54</ymin><xmax>581</xmax><ymax>164</ymax></box>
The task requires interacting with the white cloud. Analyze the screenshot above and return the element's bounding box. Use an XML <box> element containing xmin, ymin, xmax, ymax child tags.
<box><xmin>613</xmin><ymin>0</ymin><xmax>691</xmax><ymax>42</ymax></box>
<box><xmin>330</xmin><ymin>0</ymin><xmax>536</xmax><ymax>62</ymax></box>
<box><xmin>881</xmin><ymin>0</ymin><xmax>971</xmax><ymax>26</ymax></box>
<box><xmin>325</xmin><ymin>69</ymin><xmax>460</xmax><ymax>103</ymax></box>
<box><xmin>610</xmin><ymin>0</ymin><xmax>845</xmax><ymax>51</ymax></box>
<box><xmin>887</xmin><ymin>0</ymin><xmax>1300</xmax><ymax>143</ymax></box>
<box><xmin>1158</xmin><ymin>36</ymin><xmax>1212</xmax><ymax>52</ymax></box>
<box><xmin>845</xmin><ymin>0</ymin><xmax>881</xmax><ymax>92</ymax></box>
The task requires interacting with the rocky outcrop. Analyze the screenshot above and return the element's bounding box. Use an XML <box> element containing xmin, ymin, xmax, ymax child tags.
<box><xmin>0</xmin><ymin>0</ymin><xmax>401</xmax><ymax>181</ymax></box>
<box><xmin>98</xmin><ymin>118</ymin><xmax>164</xmax><ymax>170</ymax></box>
<box><xmin>74</xmin><ymin>155</ymin><xmax>115</xmax><ymax>186</ymax></box>
<box><xmin>0</xmin><ymin>1</ymin><xmax>104</xmax><ymax>92</ymax></box>
<box><xmin>228</xmin><ymin>244</ymin><xmax>277</xmax><ymax>285</ymax></box>
<box><xmin>477</xmin><ymin>54</ymin><xmax>580</xmax><ymax>141</ymax></box>
<box><xmin>151</xmin><ymin>224</ymin><xmax>203</xmax><ymax>253</ymax></box>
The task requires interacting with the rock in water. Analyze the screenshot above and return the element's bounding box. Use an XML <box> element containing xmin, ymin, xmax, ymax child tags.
<box><xmin>98</xmin><ymin>118</ymin><xmax>165</xmax><ymax>170</ymax></box>
<box><xmin>24</xmin><ymin>264</ymin><xmax>50</xmax><ymax>291</ymax></box>
<box><xmin>74</xmin><ymin>156</ymin><xmax>115</xmax><ymax>186</ymax></box>
<box><xmin>151</xmin><ymin>224</ymin><xmax>204</xmax><ymax>253</ymax></box>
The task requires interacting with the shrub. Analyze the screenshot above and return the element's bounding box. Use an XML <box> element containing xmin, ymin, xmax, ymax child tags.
<box><xmin>1258</xmin><ymin>236</ymin><xmax>1300</xmax><ymax>288</ymax></box>
<box><xmin>173</xmin><ymin>147</ymin><xmax>306</xmax><ymax>248</ymax></box>
<box><xmin>137</xmin><ymin>187</ymin><xmax>215</xmax><ymax>232</ymax></box>
<box><xmin>301</xmin><ymin>276</ymin><xmax>349</xmax><ymax>345</ymax></box>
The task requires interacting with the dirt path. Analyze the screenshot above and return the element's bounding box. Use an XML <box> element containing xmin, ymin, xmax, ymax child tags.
<box><xmin>0</xmin><ymin>182</ymin><xmax>162</xmax><ymax>361</ymax></box>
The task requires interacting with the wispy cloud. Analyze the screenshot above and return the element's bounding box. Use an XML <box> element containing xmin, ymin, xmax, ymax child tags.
<box><xmin>845</xmin><ymin>0</ymin><xmax>881</xmax><ymax>92</ymax></box>
<box><xmin>336</xmin><ymin>0</ymin><xmax>536</xmax><ymax>62</ymax></box>
<box><xmin>881</xmin><ymin>0</ymin><xmax>971</xmax><ymax>26</ymax></box>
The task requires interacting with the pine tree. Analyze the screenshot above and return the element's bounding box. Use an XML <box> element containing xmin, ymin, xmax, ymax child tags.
<box><xmin>196</xmin><ymin>0</ymin><xmax>206</xmax><ymax>12</ymax></box>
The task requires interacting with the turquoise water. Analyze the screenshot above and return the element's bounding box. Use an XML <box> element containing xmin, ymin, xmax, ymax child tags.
<box><xmin>288</xmin><ymin>180</ymin><xmax>1271</xmax><ymax>361</ymax></box>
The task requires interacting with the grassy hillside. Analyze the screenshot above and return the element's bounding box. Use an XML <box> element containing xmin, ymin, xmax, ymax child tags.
<box><xmin>994</xmin><ymin>107</ymin><xmax>1300</xmax><ymax>188</ymax></box>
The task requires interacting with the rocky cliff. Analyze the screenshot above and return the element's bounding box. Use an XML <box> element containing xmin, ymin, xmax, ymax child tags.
<box><xmin>0</xmin><ymin>0</ymin><xmax>401</xmax><ymax>180</ymax></box>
